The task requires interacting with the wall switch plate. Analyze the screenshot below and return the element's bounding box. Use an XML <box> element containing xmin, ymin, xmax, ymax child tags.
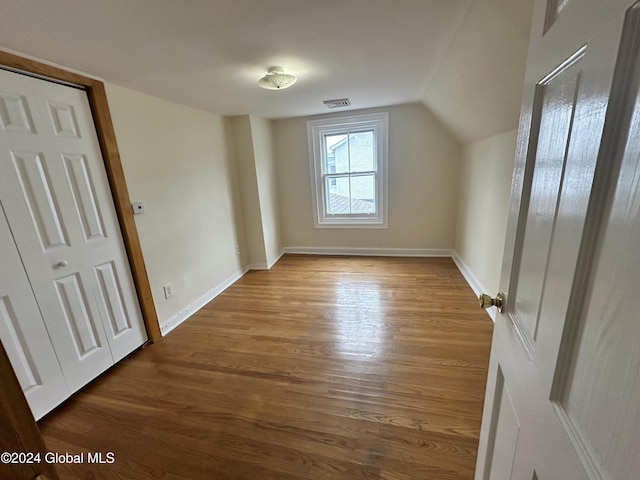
<box><xmin>163</xmin><ymin>284</ymin><xmax>173</xmax><ymax>299</ymax></box>
<box><xmin>132</xmin><ymin>202</ymin><xmax>145</xmax><ymax>215</ymax></box>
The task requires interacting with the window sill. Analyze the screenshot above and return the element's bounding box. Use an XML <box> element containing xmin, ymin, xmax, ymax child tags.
<box><xmin>314</xmin><ymin>220</ymin><xmax>388</xmax><ymax>229</ymax></box>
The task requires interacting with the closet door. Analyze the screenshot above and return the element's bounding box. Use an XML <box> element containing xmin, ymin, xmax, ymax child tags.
<box><xmin>0</xmin><ymin>68</ymin><xmax>147</xmax><ymax>397</ymax></box>
<box><xmin>0</xmin><ymin>205</ymin><xmax>69</xmax><ymax>420</ymax></box>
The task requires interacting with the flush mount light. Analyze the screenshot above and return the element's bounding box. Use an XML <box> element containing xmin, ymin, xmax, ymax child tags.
<box><xmin>257</xmin><ymin>66</ymin><xmax>297</xmax><ymax>90</ymax></box>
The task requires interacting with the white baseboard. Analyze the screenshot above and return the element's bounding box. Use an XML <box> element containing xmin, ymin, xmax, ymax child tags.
<box><xmin>451</xmin><ymin>252</ymin><xmax>496</xmax><ymax>322</ymax></box>
<box><xmin>451</xmin><ymin>252</ymin><xmax>484</xmax><ymax>296</ymax></box>
<box><xmin>160</xmin><ymin>267</ymin><xmax>249</xmax><ymax>336</ymax></box>
<box><xmin>245</xmin><ymin>263</ymin><xmax>269</xmax><ymax>270</ymax></box>
<box><xmin>245</xmin><ymin>249</ymin><xmax>285</xmax><ymax>271</ymax></box>
<box><xmin>282</xmin><ymin>246</ymin><xmax>453</xmax><ymax>257</ymax></box>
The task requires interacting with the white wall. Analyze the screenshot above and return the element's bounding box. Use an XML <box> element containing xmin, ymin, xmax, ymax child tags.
<box><xmin>249</xmin><ymin>116</ymin><xmax>282</xmax><ymax>266</ymax></box>
<box><xmin>231</xmin><ymin>116</ymin><xmax>267</xmax><ymax>267</ymax></box>
<box><xmin>274</xmin><ymin>103</ymin><xmax>461</xmax><ymax>252</ymax></box>
<box><xmin>421</xmin><ymin>0</ymin><xmax>534</xmax><ymax>143</ymax></box>
<box><xmin>229</xmin><ymin>115</ymin><xmax>282</xmax><ymax>268</ymax></box>
<box><xmin>455</xmin><ymin>130</ymin><xmax>517</xmax><ymax>294</ymax></box>
<box><xmin>105</xmin><ymin>84</ymin><xmax>245</xmax><ymax>329</ymax></box>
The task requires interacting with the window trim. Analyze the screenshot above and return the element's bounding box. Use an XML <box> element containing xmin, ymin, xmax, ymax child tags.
<box><xmin>307</xmin><ymin>112</ymin><xmax>389</xmax><ymax>228</ymax></box>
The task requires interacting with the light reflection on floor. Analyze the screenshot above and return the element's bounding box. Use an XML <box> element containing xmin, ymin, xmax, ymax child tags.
<box><xmin>331</xmin><ymin>277</ymin><xmax>385</xmax><ymax>358</ymax></box>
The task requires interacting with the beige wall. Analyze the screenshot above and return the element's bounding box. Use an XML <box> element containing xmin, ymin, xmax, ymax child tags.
<box><xmin>274</xmin><ymin>103</ymin><xmax>461</xmax><ymax>250</ymax></box>
<box><xmin>231</xmin><ymin>116</ymin><xmax>267</xmax><ymax>266</ymax></box>
<box><xmin>230</xmin><ymin>115</ymin><xmax>282</xmax><ymax>267</ymax></box>
<box><xmin>421</xmin><ymin>0</ymin><xmax>534</xmax><ymax>143</ymax></box>
<box><xmin>105</xmin><ymin>84</ymin><xmax>245</xmax><ymax>328</ymax></box>
<box><xmin>249</xmin><ymin>116</ymin><xmax>282</xmax><ymax>266</ymax></box>
<box><xmin>455</xmin><ymin>130</ymin><xmax>517</xmax><ymax>294</ymax></box>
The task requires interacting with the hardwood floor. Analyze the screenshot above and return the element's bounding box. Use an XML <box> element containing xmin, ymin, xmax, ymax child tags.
<box><xmin>39</xmin><ymin>255</ymin><xmax>494</xmax><ymax>480</ymax></box>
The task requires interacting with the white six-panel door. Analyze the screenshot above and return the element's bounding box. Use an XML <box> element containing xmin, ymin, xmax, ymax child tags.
<box><xmin>0</xmin><ymin>68</ymin><xmax>147</xmax><ymax>418</ymax></box>
<box><xmin>476</xmin><ymin>1</ymin><xmax>640</xmax><ymax>479</ymax></box>
<box><xmin>0</xmin><ymin>205</ymin><xmax>69</xmax><ymax>420</ymax></box>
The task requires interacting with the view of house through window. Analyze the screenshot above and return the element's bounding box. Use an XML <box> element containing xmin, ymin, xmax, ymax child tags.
<box><xmin>308</xmin><ymin>113</ymin><xmax>388</xmax><ymax>228</ymax></box>
<box><xmin>324</xmin><ymin>130</ymin><xmax>376</xmax><ymax>215</ymax></box>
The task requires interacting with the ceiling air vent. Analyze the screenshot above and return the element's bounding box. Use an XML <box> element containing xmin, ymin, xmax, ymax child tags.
<box><xmin>323</xmin><ymin>98</ymin><xmax>351</xmax><ymax>109</ymax></box>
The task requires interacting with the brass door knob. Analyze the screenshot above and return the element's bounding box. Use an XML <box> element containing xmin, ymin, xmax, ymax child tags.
<box><xmin>479</xmin><ymin>292</ymin><xmax>504</xmax><ymax>313</ymax></box>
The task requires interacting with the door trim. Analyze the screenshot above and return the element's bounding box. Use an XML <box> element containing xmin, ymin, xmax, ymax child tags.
<box><xmin>0</xmin><ymin>340</ymin><xmax>60</xmax><ymax>480</ymax></box>
<box><xmin>0</xmin><ymin>50</ymin><xmax>161</xmax><ymax>342</ymax></box>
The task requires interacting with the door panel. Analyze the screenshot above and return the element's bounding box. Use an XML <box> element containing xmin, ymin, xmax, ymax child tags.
<box><xmin>11</xmin><ymin>150</ymin><xmax>70</xmax><ymax>250</ymax></box>
<box><xmin>55</xmin><ymin>273</ymin><xmax>104</xmax><ymax>357</ymax></box>
<box><xmin>559</xmin><ymin>26</ymin><xmax>640</xmax><ymax>478</ymax></box>
<box><xmin>0</xmin><ymin>297</ymin><xmax>38</xmax><ymax>389</ymax></box>
<box><xmin>484</xmin><ymin>367</ymin><xmax>521</xmax><ymax>480</ymax></box>
<box><xmin>544</xmin><ymin>0</ymin><xmax>572</xmax><ymax>32</ymax></box>
<box><xmin>0</xmin><ymin>207</ymin><xmax>68</xmax><ymax>420</ymax></box>
<box><xmin>0</xmin><ymin>91</ymin><xmax>35</xmax><ymax>133</ymax></box>
<box><xmin>63</xmin><ymin>153</ymin><xmax>107</xmax><ymax>241</ymax></box>
<box><xmin>95</xmin><ymin>261</ymin><xmax>132</xmax><ymax>337</ymax></box>
<box><xmin>512</xmin><ymin>51</ymin><xmax>583</xmax><ymax>353</ymax></box>
<box><xmin>476</xmin><ymin>1</ymin><xmax>640</xmax><ymax>479</ymax></box>
<box><xmin>48</xmin><ymin>101</ymin><xmax>80</xmax><ymax>138</ymax></box>
<box><xmin>93</xmin><ymin>259</ymin><xmax>143</xmax><ymax>362</ymax></box>
<box><xmin>2</xmin><ymin>135</ymin><xmax>116</xmax><ymax>393</ymax></box>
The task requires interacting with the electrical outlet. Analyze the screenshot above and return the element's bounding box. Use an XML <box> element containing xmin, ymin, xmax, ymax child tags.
<box><xmin>235</xmin><ymin>245</ymin><xmax>240</xmax><ymax>255</ymax></box>
<box><xmin>163</xmin><ymin>284</ymin><xmax>173</xmax><ymax>299</ymax></box>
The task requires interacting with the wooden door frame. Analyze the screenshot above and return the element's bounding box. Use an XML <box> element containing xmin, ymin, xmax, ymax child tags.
<box><xmin>0</xmin><ymin>50</ymin><xmax>161</xmax><ymax>343</ymax></box>
<box><xmin>0</xmin><ymin>341</ymin><xmax>60</xmax><ymax>480</ymax></box>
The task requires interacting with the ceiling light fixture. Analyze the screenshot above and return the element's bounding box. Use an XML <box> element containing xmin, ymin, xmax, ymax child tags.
<box><xmin>257</xmin><ymin>66</ymin><xmax>297</xmax><ymax>90</ymax></box>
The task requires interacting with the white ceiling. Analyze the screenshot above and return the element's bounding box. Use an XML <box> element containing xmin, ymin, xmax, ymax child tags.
<box><xmin>0</xmin><ymin>0</ymin><xmax>471</xmax><ymax>119</ymax></box>
<box><xmin>0</xmin><ymin>0</ymin><xmax>536</xmax><ymax>143</ymax></box>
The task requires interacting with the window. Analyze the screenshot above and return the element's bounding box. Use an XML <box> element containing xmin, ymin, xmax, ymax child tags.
<box><xmin>307</xmin><ymin>112</ymin><xmax>388</xmax><ymax>228</ymax></box>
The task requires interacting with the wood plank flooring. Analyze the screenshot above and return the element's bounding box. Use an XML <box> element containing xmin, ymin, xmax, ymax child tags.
<box><xmin>39</xmin><ymin>255</ymin><xmax>494</xmax><ymax>480</ymax></box>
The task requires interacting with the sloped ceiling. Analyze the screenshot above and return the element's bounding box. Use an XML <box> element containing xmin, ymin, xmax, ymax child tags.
<box><xmin>422</xmin><ymin>0</ymin><xmax>535</xmax><ymax>144</ymax></box>
<box><xmin>0</xmin><ymin>0</ymin><xmax>534</xmax><ymax>143</ymax></box>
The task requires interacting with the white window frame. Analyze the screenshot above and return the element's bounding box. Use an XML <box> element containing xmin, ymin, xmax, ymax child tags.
<box><xmin>307</xmin><ymin>112</ymin><xmax>389</xmax><ymax>228</ymax></box>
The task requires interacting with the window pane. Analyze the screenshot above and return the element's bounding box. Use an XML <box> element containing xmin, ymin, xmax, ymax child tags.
<box><xmin>326</xmin><ymin>176</ymin><xmax>350</xmax><ymax>214</ymax></box>
<box><xmin>324</xmin><ymin>133</ymin><xmax>348</xmax><ymax>174</ymax></box>
<box><xmin>350</xmin><ymin>175</ymin><xmax>375</xmax><ymax>213</ymax></box>
<box><xmin>349</xmin><ymin>130</ymin><xmax>375</xmax><ymax>172</ymax></box>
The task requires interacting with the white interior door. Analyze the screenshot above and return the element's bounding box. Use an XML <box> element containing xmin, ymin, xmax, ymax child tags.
<box><xmin>476</xmin><ymin>1</ymin><xmax>640</xmax><ymax>479</ymax></box>
<box><xmin>0</xmin><ymin>68</ymin><xmax>147</xmax><ymax>404</ymax></box>
<box><xmin>0</xmin><ymin>205</ymin><xmax>69</xmax><ymax>420</ymax></box>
